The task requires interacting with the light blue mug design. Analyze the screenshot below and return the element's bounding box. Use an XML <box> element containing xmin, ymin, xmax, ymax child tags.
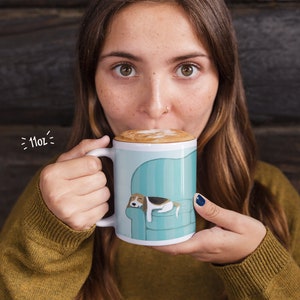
<box><xmin>88</xmin><ymin>129</ymin><xmax>197</xmax><ymax>246</ymax></box>
<box><xmin>126</xmin><ymin>153</ymin><xmax>196</xmax><ymax>242</ymax></box>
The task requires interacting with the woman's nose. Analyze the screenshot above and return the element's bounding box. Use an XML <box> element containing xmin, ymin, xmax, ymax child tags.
<box><xmin>140</xmin><ymin>73</ymin><xmax>170</xmax><ymax>119</ymax></box>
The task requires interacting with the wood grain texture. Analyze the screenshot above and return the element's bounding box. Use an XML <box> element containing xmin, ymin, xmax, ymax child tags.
<box><xmin>0</xmin><ymin>0</ymin><xmax>87</xmax><ymax>7</ymax></box>
<box><xmin>0</xmin><ymin>8</ymin><xmax>81</xmax><ymax>125</ymax></box>
<box><xmin>232</xmin><ymin>7</ymin><xmax>300</xmax><ymax>124</ymax></box>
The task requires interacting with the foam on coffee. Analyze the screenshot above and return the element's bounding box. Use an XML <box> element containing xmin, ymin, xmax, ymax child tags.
<box><xmin>115</xmin><ymin>129</ymin><xmax>195</xmax><ymax>143</ymax></box>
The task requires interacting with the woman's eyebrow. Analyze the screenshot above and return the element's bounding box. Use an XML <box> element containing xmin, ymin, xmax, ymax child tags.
<box><xmin>168</xmin><ymin>52</ymin><xmax>209</xmax><ymax>63</ymax></box>
<box><xmin>99</xmin><ymin>51</ymin><xmax>142</xmax><ymax>62</ymax></box>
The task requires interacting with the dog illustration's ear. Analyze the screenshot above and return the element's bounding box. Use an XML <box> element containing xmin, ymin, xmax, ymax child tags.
<box><xmin>127</xmin><ymin>195</ymin><xmax>134</xmax><ymax>208</ymax></box>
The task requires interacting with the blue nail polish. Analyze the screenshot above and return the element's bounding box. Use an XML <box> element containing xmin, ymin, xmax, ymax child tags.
<box><xmin>196</xmin><ymin>194</ymin><xmax>206</xmax><ymax>206</ymax></box>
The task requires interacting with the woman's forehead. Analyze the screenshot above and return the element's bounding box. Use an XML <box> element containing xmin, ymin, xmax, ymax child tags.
<box><xmin>101</xmin><ymin>1</ymin><xmax>209</xmax><ymax>57</ymax></box>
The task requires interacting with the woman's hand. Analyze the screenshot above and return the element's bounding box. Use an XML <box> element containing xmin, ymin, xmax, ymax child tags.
<box><xmin>154</xmin><ymin>194</ymin><xmax>267</xmax><ymax>264</ymax></box>
<box><xmin>39</xmin><ymin>136</ymin><xmax>111</xmax><ymax>231</ymax></box>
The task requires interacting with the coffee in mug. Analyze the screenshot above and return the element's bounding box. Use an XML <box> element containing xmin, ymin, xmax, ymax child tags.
<box><xmin>88</xmin><ymin>129</ymin><xmax>197</xmax><ymax>246</ymax></box>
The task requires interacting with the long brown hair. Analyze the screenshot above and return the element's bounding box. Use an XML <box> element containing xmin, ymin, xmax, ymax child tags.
<box><xmin>69</xmin><ymin>0</ymin><xmax>290</xmax><ymax>299</ymax></box>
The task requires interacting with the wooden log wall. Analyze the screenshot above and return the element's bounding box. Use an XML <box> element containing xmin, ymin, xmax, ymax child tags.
<box><xmin>0</xmin><ymin>0</ymin><xmax>299</xmax><ymax>228</ymax></box>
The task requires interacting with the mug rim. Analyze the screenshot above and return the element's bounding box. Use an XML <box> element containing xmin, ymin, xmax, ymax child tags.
<box><xmin>113</xmin><ymin>138</ymin><xmax>197</xmax><ymax>151</ymax></box>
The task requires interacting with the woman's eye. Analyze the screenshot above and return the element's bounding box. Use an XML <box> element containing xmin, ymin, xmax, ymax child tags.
<box><xmin>113</xmin><ymin>64</ymin><xmax>136</xmax><ymax>77</ymax></box>
<box><xmin>176</xmin><ymin>64</ymin><xmax>199</xmax><ymax>78</ymax></box>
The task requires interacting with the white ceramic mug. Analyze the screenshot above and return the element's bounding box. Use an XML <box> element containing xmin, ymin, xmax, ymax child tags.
<box><xmin>88</xmin><ymin>129</ymin><xmax>197</xmax><ymax>246</ymax></box>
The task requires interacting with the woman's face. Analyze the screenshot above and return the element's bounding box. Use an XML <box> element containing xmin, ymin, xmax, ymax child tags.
<box><xmin>95</xmin><ymin>2</ymin><xmax>219</xmax><ymax>138</ymax></box>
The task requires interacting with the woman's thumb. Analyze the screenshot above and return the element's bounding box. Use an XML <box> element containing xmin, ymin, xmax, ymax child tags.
<box><xmin>193</xmin><ymin>193</ymin><xmax>236</xmax><ymax>232</ymax></box>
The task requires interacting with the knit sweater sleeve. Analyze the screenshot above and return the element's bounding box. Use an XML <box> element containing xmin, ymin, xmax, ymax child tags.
<box><xmin>213</xmin><ymin>162</ymin><xmax>300</xmax><ymax>299</ymax></box>
<box><xmin>0</xmin><ymin>171</ymin><xmax>95</xmax><ymax>299</ymax></box>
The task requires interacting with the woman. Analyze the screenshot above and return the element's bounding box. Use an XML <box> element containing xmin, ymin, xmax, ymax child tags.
<box><xmin>1</xmin><ymin>0</ymin><xmax>299</xmax><ymax>299</ymax></box>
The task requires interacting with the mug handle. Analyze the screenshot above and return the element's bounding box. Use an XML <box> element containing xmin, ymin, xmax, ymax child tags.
<box><xmin>87</xmin><ymin>148</ymin><xmax>116</xmax><ymax>228</ymax></box>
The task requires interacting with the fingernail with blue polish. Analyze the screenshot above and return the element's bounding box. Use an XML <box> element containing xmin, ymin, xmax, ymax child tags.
<box><xmin>196</xmin><ymin>194</ymin><xmax>206</xmax><ymax>206</ymax></box>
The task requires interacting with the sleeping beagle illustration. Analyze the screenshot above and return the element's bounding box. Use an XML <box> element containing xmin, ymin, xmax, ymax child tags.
<box><xmin>127</xmin><ymin>193</ymin><xmax>180</xmax><ymax>222</ymax></box>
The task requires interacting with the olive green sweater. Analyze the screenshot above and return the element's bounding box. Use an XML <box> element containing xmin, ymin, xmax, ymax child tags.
<box><xmin>1</xmin><ymin>162</ymin><xmax>300</xmax><ymax>299</ymax></box>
